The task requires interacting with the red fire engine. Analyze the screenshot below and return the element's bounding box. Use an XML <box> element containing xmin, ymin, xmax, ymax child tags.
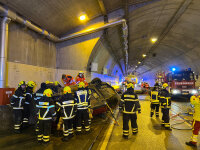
<box><xmin>165</xmin><ymin>68</ymin><xmax>197</xmax><ymax>98</ymax></box>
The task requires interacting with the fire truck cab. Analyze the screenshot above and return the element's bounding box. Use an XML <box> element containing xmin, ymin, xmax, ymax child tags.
<box><xmin>166</xmin><ymin>68</ymin><xmax>197</xmax><ymax>98</ymax></box>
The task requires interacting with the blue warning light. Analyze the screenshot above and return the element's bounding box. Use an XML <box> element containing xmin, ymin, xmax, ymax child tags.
<box><xmin>172</xmin><ymin>68</ymin><xmax>176</xmax><ymax>72</ymax></box>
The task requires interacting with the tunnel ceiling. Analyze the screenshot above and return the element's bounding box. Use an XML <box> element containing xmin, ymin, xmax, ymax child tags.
<box><xmin>0</xmin><ymin>0</ymin><xmax>199</xmax><ymax>78</ymax></box>
<box><xmin>0</xmin><ymin>0</ymin><xmax>154</xmax><ymax>36</ymax></box>
<box><xmin>127</xmin><ymin>0</ymin><xmax>200</xmax><ymax>76</ymax></box>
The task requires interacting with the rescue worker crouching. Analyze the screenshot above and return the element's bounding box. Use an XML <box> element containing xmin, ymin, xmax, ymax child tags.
<box><xmin>10</xmin><ymin>81</ymin><xmax>27</xmax><ymax>133</ymax></box>
<box><xmin>150</xmin><ymin>86</ymin><xmax>159</xmax><ymax>117</ymax></box>
<box><xmin>75</xmin><ymin>71</ymin><xmax>88</xmax><ymax>86</ymax></box>
<box><xmin>23</xmin><ymin>81</ymin><xmax>36</xmax><ymax>127</ymax></box>
<box><xmin>159</xmin><ymin>83</ymin><xmax>172</xmax><ymax>130</ymax></box>
<box><xmin>120</xmin><ymin>82</ymin><xmax>141</xmax><ymax>139</ymax></box>
<box><xmin>186</xmin><ymin>95</ymin><xmax>200</xmax><ymax>147</ymax></box>
<box><xmin>75</xmin><ymin>82</ymin><xmax>91</xmax><ymax>134</ymax></box>
<box><xmin>36</xmin><ymin>89</ymin><xmax>56</xmax><ymax>144</ymax></box>
<box><xmin>56</xmin><ymin>86</ymin><xmax>77</xmax><ymax>142</ymax></box>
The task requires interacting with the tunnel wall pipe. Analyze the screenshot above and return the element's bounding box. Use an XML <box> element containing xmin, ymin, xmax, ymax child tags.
<box><xmin>0</xmin><ymin>4</ymin><xmax>128</xmax><ymax>73</ymax></box>
<box><xmin>0</xmin><ymin>17</ymin><xmax>10</xmax><ymax>88</ymax></box>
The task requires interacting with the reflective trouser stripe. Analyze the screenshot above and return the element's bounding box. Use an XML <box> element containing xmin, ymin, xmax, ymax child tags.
<box><xmin>63</xmin><ymin>130</ymin><xmax>69</xmax><ymax>136</ymax></box>
<box><xmin>164</xmin><ymin>123</ymin><xmax>170</xmax><ymax>127</ymax></box>
<box><xmin>123</xmin><ymin>130</ymin><xmax>129</xmax><ymax>136</ymax></box>
<box><xmin>162</xmin><ymin>120</ymin><xmax>164</xmax><ymax>124</ymax></box>
<box><xmin>69</xmin><ymin>128</ymin><xmax>73</xmax><ymax>134</ymax></box>
<box><xmin>23</xmin><ymin>118</ymin><xmax>28</xmax><ymax>123</ymax></box>
<box><xmin>37</xmin><ymin>134</ymin><xmax>43</xmax><ymax>141</ymax></box>
<box><xmin>85</xmin><ymin>126</ymin><xmax>90</xmax><ymax>131</ymax></box>
<box><xmin>14</xmin><ymin>124</ymin><xmax>20</xmax><ymax>129</ymax></box>
<box><xmin>76</xmin><ymin>126</ymin><xmax>82</xmax><ymax>132</ymax></box>
<box><xmin>43</xmin><ymin>136</ymin><xmax>50</xmax><ymax>142</ymax></box>
<box><xmin>132</xmin><ymin>128</ymin><xmax>138</xmax><ymax>132</ymax></box>
<box><xmin>191</xmin><ymin>134</ymin><xmax>198</xmax><ymax>142</ymax></box>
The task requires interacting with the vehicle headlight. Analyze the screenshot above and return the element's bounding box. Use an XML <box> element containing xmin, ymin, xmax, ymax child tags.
<box><xmin>191</xmin><ymin>90</ymin><xmax>198</xmax><ymax>94</ymax></box>
<box><xmin>172</xmin><ymin>89</ymin><xmax>180</xmax><ymax>95</ymax></box>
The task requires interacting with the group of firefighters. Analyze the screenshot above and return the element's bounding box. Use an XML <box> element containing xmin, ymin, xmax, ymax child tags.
<box><xmin>120</xmin><ymin>81</ymin><xmax>200</xmax><ymax>147</ymax></box>
<box><xmin>9</xmin><ymin>72</ymin><xmax>200</xmax><ymax>147</ymax></box>
<box><xmin>120</xmin><ymin>82</ymin><xmax>171</xmax><ymax>140</ymax></box>
<box><xmin>10</xmin><ymin>71</ymin><xmax>91</xmax><ymax>143</ymax></box>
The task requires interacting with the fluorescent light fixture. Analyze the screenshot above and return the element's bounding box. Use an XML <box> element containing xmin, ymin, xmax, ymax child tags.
<box><xmin>151</xmin><ymin>37</ymin><xmax>157</xmax><ymax>43</ymax></box>
<box><xmin>142</xmin><ymin>54</ymin><xmax>146</xmax><ymax>57</ymax></box>
<box><xmin>138</xmin><ymin>61</ymin><xmax>141</xmax><ymax>64</ymax></box>
<box><xmin>172</xmin><ymin>89</ymin><xmax>181</xmax><ymax>95</ymax></box>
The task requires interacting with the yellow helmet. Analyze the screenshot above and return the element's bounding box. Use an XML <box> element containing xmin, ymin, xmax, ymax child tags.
<box><xmin>45</xmin><ymin>80</ymin><xmax>50</xmax><ymax>84</ymax></box>
<box><xmin>18</xmin><ymin>81</ymin><xmax>26</xmax><ymax>87</ymax></box>
<box><xmin>54</xmin><ymin>81</ymin><xmax>60</xmax><ymax>86</ymax></box>
<box><xmin>43</xmin><ymin>89</ymin><xmax>53</xmax><ymax>97</ymax></box>
<box><xmin>162</xmin><ymin>83</ymin><xmax>168</xmax><ymax>88</ymax></box>
<box><xmin>78</xmin><ymin>82</ymin><xmax>86</xmax><ymax>88</ymax></box>
<box><xmin>63</xmin><ymin>86</ymin><xmax>72</xmax><ymax>94</ymax></box>
<box><xmin>27</xmin><ymin>81</ymin><xmax>36</xmax><ymax>87</ymax></box>
<box><xmin>127</xmin><ymin>83</ymin><xmax>134</xmax><ymax>89</ymax></box>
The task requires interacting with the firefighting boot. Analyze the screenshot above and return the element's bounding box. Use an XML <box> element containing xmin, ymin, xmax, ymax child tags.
<box><xmin>68</xmin><ymin>134</ymin><xmax>74</xmax><ymax>139</ymax></box>
<box><xmin>150</xmin><ymin>112</ymin><xmax>153</xmax><ymax>117</ymax></box>
<box><xmin>62</xmin><ymin>136</ymin><xmax>69</xmax><ymax>142</ymax></box>
<box><xmin>132</xmin><ymin>128</ymin><xmax>138</xmax><ymax>135</ymax></box>
<box><xmin>123</xmin><ymin>135</ymin><xmax>128</xmax><ymax>139</ymax></box>
<box><xmin>185</xmin><ymin>141</ymin><xmax>197</xmax><ymax>147</ymax></box>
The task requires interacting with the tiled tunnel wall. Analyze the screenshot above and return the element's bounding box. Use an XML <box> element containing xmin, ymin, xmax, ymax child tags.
<box><xmin>6</xmin><ymin>22</ymin><xmax>120</xmax><ymax>89</ymax></box>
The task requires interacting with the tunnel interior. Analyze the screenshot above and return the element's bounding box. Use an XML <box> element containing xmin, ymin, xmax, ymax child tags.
<box><xmin>0</xmin><ymin>0</ymin><xmax>199</xmax><ymax>88</ymax></box>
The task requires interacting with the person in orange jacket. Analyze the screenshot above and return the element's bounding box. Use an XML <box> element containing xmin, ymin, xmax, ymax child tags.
<box><xmin>75</xmin><ymin>71</ymin><xmax>88</xmax><ymax>86</ymax></box>
<box><xmin>62</xmin><ymin>74</ymin><xmax>76</xmax><ymax>86</ymax></box>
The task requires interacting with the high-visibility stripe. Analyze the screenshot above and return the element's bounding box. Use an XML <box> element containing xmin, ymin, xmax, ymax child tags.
<box><xmin>124</xmin><ymin>95</ymin><xmax>135</xmax><ymax>98</ymax></box>
<box><xmin>38</xmin><ymin>134</ymin><xmax>43</xmax><ymax>138</ymax></box>
<box><xmin>123</xmin><ymin>133</ymin><xmax>129</xmax><ymax>136</ymax></box>
<box><xmin>43</xmin><ymin>139</ymin><xmax>49</xmax><ymax>142</ymax></box>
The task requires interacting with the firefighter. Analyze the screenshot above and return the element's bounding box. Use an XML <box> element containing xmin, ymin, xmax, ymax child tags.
<box><xmin>186</xmin><ymin>95</ymin><xmax>200</xmax><ymax>147</ymax></box>
<box><xmin>159</xmin><ymin>83</ymin><xmax>171</xmax><ymax>130</ymax></box>
<box><xmin>36</xmin><ymin>89</ymin><xmax>56</xmax><ymax>143</ymax></box>
<box><xmin>120</xmin><ymin>82</ymin><xmax>141</xmax><ymax>139</ymax></box>
<box><xmin>23</xmin><ymin>81</ymin><xmax>36</xmax><ymax>126</ymax></box>
<box><xmin>62</xmin><ymin>74</ymin><xmax>76</xmax><ymax>86</ymax></box>
<box><xmin>74</xmin><ymin>82</ymin><xmax>91</xmax><ymax>134</ymax></box>
<box><xmin>34</xmin><ymin>82</ymin><xmax>47</xmax><ymax>134</ymax></box>
<box><xmin>150</xmin><ymin>86</ymin><xmax>159</xmax><ymax>117</ymax></box>
<box><xmin>10</xmin><ymin>81</ymin><xmax>26</xmax><ymax>133</ymax></box>
<box><xmin>56</xmin><ymin>86</ymin><xmax>77</xmax><ymax>141</ymax></box>
<box><xmin>75</xmin><ymin>71</ymin><xmax>88</xmax><ymax>86</ymax></box>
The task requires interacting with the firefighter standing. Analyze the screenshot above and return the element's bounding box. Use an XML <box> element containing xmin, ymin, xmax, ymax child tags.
<box><xmin>150</xmin><ymin>86</ymin><xmax>159</xmax><ymax>117</ymax></box>
<box><xmin>36</xmin><ymin>89</ymin><xmax>56</xmax><ymax>143</ymax></box>
<box><xmin>10</xmin><ymin>81</ymin><xmax>26</xmax><ymax>133</ymax></box>
<box><xmin>62</xmin><ymin>74</ymin><xmax>76</xmax><ymax>86</ymax></box>
<box><xmin>34</xmin><ymin>82</ymin><xmax>47</xmax><ymax>134</ymax></box>
<box><xmin>75</xmin><ymin>71</ymin><xmax>88</xmax><ymax>86</ymax></box>
<box><xmin>159</xmin><ymin>83</ymin><xmax>171</xmax><ymax>130</ymax></box>
<box><xmin>186</xmin><ymin>95</ymin><xmax>200</xmax><ymax>147</ymax></box>
<box><xmin>74</xmin><ymin>82</ymin><xmax>91</xmax><ymax>134</ymax></box>
<box><xmin>120</xmin><ymin>83</ymin><xmax>141</xmax><ymax>139</ymax></box>
<box><xmin>23</xmin><ymin>81</ymin><xmax>36</xmax><ymax>126</ymax></box>
<box><xmin>56</xmin><ymin>86</ymin><xmax>77</xmax><ymax>141</ymax></box>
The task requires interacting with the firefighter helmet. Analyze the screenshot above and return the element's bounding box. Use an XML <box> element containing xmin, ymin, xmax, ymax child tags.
<box><xmin>78</xmin><ymin>82</ymin><xmax>86</xmax><ymax>88</ymax></box>
<box><xmin>43</xmin><ymin>89</ymin><xmax>53</xmax><ymax>97</ymax></box>
<box><xmin>127</xmin><ymin>83</ymin><xmax>134</xmax><ymax>89</ymax></box>
<box><xmin>18</xmin><ymin>81</ymin><xmax>26</xmax><ymax>87</ymax></box>
<box><xmin>78</xmin><ymin>71</ymin><xmax>84</xmax><ymax>78</ymax></box>
<box><xmin>54</xmin><ymin>81</ymin><xmax>60</xmax><ymax>86</ymax></box>
<box><xmin>63</xmin><ymin>86</ymin><xmax>72</xmax><ymax>94</ymax></box>
<box><xmin>45</xmin><ymin>80</ymin><xmax>50</xmax><ymax>84</ymax></box>
<box><xmin>27</xmin><ymin>81</ymin><xmax>36</xmax><ymax>87</ymax></box>
<box><xmin>162</xmin><ymin>83</ymin><xmax>168</xmax><ymax>88</ymax></box>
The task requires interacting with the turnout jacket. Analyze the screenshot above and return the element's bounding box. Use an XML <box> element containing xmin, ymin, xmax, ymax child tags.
<box><xmin>36</xmin><ymin>96</ymin><xmax>56</xmax><ymax>120</ymax></box>
<box><xmin>150</xmin><ymin>90</ymin><xmax>159</xmax><ymax>104</ymax></box>
<box><xmin>120</xmin><ymin>89</ymin><xmax>141</xmax><ymax>114</ymax></box>
<box><xmin>25</xmin><ymin>87</ymin><xmax>34</xmax><ymax>105</ymax></box>
<box><xmin>159</xmin><ymin>89</ymin><xmax>171</xmax><ymax>109</ymax></box>
<box><xmin>56</xmin><ymin>93</ymin><xmax>77</xmax><ymax>120</ymax></box>
<box><xmin>10</xmin><ymin>88</ymin><xmax>26</xmax><ymax>109</ymax></box>
<box><xmin>74</xmin><ymin>88</ymin><xmax>91</xmax><ymax>110</ymax></box>
<box><xmin>190</xmin><ymin>95</ymin><xmax>200</xmax><ymax>121</ymax></box>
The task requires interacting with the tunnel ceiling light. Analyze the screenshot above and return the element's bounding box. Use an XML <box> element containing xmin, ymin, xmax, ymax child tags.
<box><xmin>151</xmin><ymin>37</ymin><xmax>157</xmax><ymax>43</ymax></box>
<box><xmin>142</xmin><ymin>54</ymin><xmax>146</xmax><ymax>58</ymax></box>
<box><xmin>138</xmin><ymin>61</ymin><xmax>141</xmax><ymax>64</ymax></box>
<box><xmin>79</xmin><ymin>13</ymin><xmax>88</xmax><ymax>21</ymax></box>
